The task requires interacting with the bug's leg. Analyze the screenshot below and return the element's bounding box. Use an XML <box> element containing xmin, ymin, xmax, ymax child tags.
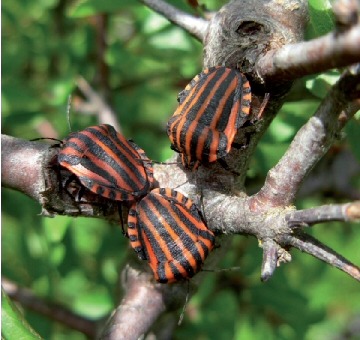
<box><xmin>217</xmin><ymin>158</ymin><xmax>240</xmax><ymax>176</ymax></box>
<box><xmin>231</xmin><ymin>130</ymin><xmax>253</xmax><ymax>151</ymax></box>
<box><xmin>61</xmin><ymin>173</ymin><xmax>83</xmax><ymax>202</ymax></box>
<box><xmin>76</xmin><ymin>184</ymin><xmax>86</xmax><ymax>202</ymax></box>
<box><xmin>117</xmin><ymin>203</ymin><xmax>127</xmax><ymax>237</ymax></box>
<box><xmin>254</xmin><ymin>92</ymin><xmax>270</xmax><ymax>120</ymax></box>
<box><xmin>178</xmin><ymin>280</ymin><xmax>190</xmax><ymax>325</ymax></box>
<box><xmin>231</xmin><ymin>142</ymin><xmax>246</xmax><ymax>150</ymax></box>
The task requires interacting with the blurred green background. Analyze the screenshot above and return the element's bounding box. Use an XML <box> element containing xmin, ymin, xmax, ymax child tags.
<box><xmin>2</xmin><ymin>0</ymin><xmax>360</xmax><ymax>339</ymax></box>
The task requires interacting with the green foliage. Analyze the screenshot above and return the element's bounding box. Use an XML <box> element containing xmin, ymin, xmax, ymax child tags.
<box><xmin>306</xmin><ymin>0</ymin><xmax>335</xmax><ymax>38</ymax></box>
<box><xmin>2</xmin><ymin>289</ymin><xmax>42</xmax><ymax>339</ymax></box>
<box><xmin>2</xmin><ymin>0</ymin><xmax>359</xmax><ymax>339</ymax></box>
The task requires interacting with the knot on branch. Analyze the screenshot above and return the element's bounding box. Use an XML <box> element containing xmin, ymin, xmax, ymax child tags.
<box><xmin>204</xmin><ymin>0</ymin><xmax>308</xmax><ymax>79</ymax></box>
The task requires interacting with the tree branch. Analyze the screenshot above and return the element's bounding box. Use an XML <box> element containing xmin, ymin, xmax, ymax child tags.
<box><xmin>256</xmin><ymin>24</ymin><xmax>360</xmax><ymax>83</ymax></box>
<box><xmin>2</xmin><ymin>278</ymin><xmax>97</xmax><ymax>338</ymax></box>
<box><xmin>250</xmin><ymin>67</ymin><xmax>360</xmax><ymax>209</ymax></box>
<box><xmin>279</xmin><ymin>232</ymin><xmax>360</xmax><ymax>281</ymax></box>
<box><xmin>260</xmin><ymin>239</ymin><xmax>281</xmax><ymax>281</ymax></box>
<box><xmin>75</xmin><ymin>76</ymin><xmax>122</xmax><ymax>133</ymax></box>
<box><xmin>99</xmin><ymin>264</ymin><xmax>187</xmax><ymax>340</ymax></box>
<box><xmin>1</xmin><ymin>135</ymin><xmax>47</xmax><ymax>202</ymax></box>
<box><xmin>285</xmin><ymin>201</ymin><xmax>360</xmax><ymax>228</ymax></box>
<box><xmin>139</xmin><ymin>0</ymin><xmax>208</xmax><ymax>41</ymax></box>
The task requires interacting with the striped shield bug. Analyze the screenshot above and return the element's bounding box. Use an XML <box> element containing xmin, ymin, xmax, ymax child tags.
<box><xmin>167</xmin><ymin>66</ymin><xmax>252</xmax><ymax>171</ymax></box>
<box><xmin>58</xmin><ymin>124</ymin><xmax>154</xmax><ymax>202</ymax></box>
<box><xmin>127</xmin><ymin>188</ymin><xmax>215</xmax><ymax>283</ymax></box>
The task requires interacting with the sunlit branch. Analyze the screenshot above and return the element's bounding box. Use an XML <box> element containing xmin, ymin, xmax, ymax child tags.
<box><xmin>279</xmin><ymin>232</ymin><xmax>360</xmax><ymax>281</ymax></box>
<box><xmin>75</xmin><ymin>76</ymin><xmax>122</xmax><ymax>132</ymax></box>
<box><xmin>139</xmin><ymin>0</ymin><xmax>208</xmax><ymax>41</ymax></box>
<box><xmin>250</xmin><ymin>68</ymin><xmax>360</xmax><ymax>209</ymax></box>
<box><xmin>256</xmin><ymin>24</ymin><xmax>360</xmax><ymax>83</ymax></box>
<box><xmin>99</xmin><ymin>265</ymin><xmax>186</xmax><ymax>339</ymax></box>
<box><xmin>285</xmin><ymin>201</ymin><xmax>360</xmax><ymax>227</ymax></box>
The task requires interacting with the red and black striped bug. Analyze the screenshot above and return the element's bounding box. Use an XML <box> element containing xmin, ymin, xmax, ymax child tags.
<box><xmin>127</xmin><ymin>188</ymin><xmax>215</xmax><ymax>283</ymax></box>
<box><xmin>58</xmin><ymin>124</ymin><xmax>154</xmax><ymax>202</ymax></box>
<box><xmin>167</xmin><ymin>66</ymin><xmax>252</xmax><ymax>171</ymax></box>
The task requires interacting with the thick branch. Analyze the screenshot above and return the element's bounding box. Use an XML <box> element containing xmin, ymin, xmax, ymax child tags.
<box><xmin>257</xmin><ymin>24</ymin><xmax>360</xmax><ymax>83</ymax></box>
<box><xmin>279</xmin><ymin>232</ymin><xmax>360</xmax><ymax>281</ymax></box>
<box><xmin>2</xmin><ymin>278</ymin><xmax>97</xmax><ymax>338</ymax></box>
<box><xmin>250</xmin><ymin>68</ymin><xmax>360</xmax><ymax>209</ymax></box>
<box><xmin>99</xmin><ymin>265</ymin><xmax>187</xmax><ymax>340</ymax></box>
<box><xmin>285</xmin><ymin>201</ymin><xmax>360</xmax><ymax>227</ymax></box>
<box><xmin>139</xmin><ymin>0</ymin><xmax>208</xmax><ymax>41</ymax></box>
<box><xmin>1</xmin><ymin>135</ymin><xmax>47</xmax><ymax>202</ymax></box>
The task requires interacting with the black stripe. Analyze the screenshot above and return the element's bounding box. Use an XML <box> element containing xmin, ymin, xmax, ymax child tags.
<box><xmin>170</xmin><ymin>116</ymin><xmax>183</xmax><ymax>151</ymax></box>
<box><xmin>88</xmin><ymin>127</ymin><xmax>145</xmax><ymax>175</ymax></box>
<box><xmin>189</xmin><ymin>122</ymin><xmax>213</xmax><ymax>162</ymax></box>
<box><xmin>155</xmin><ymin>263</ymin><xmax>168</xmax><ymax>283</ymax></box>
<box><xmin>170</xmin><ymin>203</ymin><xmax>212</xmax><ymax>263</ymax></box>
<box><xmin>166</xmin><ymin>189</ymin><xmax>213</xmax><ymax>243</ymax></box>
<box><xmin>140</xmin><ymin>195</ymin><xmax>198</xmax><ymax>272</ymax></box>
<box><xmin>179</xmin><ymin>68</ymin><xmax>231</xmax><ymax>152</ymax></box>
<box><xmin>154</xmin><ymin>194</ymin><xmax>206</xmax><ymax>267</ymax></box>
<box><xmin>156</xmin><ymin>261</ymin><xmax>184</xmax><ymax>283</ymax></box>
<box><xmin>63</xmin><ymin>137</ymin><xmax>141</xmax><ymax>192</ymax></box>
<box><xmin>213</xmin><ymin>72</ymin><xmax>239</xmax><ymax>131</ymax></box>
<box><xmin>182</xmin><ymin>67</ymin><xmax>226</xmax><ymax>122</ymax></box>
<box><xmin>178</xmin><ymin>68</ymin><xmax>226</xmax><ymax>150</ymax></box>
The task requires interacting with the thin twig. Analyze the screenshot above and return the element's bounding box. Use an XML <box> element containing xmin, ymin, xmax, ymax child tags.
<box><xmin>250</xmin><ymin>68</ymin><xmax>360</xmax><ymax>209</ymax></box>
<box><xmin>285</xmin><ymin>201</ymin><xmax>360</xmax><ymax>228</ymax></box>
<box><xmin>2</xmin><ymin>278</ymin><xmax>98</xmax><ymax>338</ymax></box>
<box><xmin>260</xmin><ymin>239</ymin><xmax>280</xmax><ymax>281</ymax></box>
<box><xmin>94</xmin><ymin>14</ymin><xmax>111</xmax><ymax>100</ymax></box>
<box><xmin>279</xmin><ymin>232</ymin><xmax>360</xmax><ymax>281</ymax></box>
<box><xmin>139</xmin><ymin>0</ymin><xmax>208</xmax><ymax>41</ymax></box>
<box><xmin>256</xmin><ymin>24</ymin><xmax>360</xmax><ymax>83</ymax></box>
<box><xmin>75</xmin><ymin>76</ymin><xmax>121</xmax><ymax>132</ymax></box>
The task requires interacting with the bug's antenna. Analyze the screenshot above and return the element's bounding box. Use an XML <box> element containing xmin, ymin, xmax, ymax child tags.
<box><xmin>202</xmin><ymin>266</ymin><xmax>242</xmax><ymax>273</ymax></box>
<box><xmin>178</xmin><ymin>280</ymin><xmax>190</xmax><ymax>326</ymax></box>
<box><xmin>66</xmin><ymin>94</ymin><xmax>73</xmax><ymax>132</ymax></box>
